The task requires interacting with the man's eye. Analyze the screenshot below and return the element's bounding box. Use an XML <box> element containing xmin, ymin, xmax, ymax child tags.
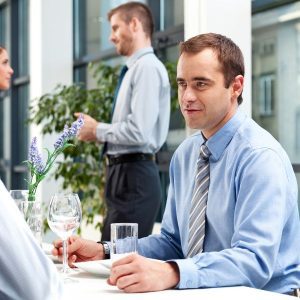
<box><xmin>177</xmin><ymin>81</ymin><xmax>186</xmax><ymax>87</ymax></box>
<box><xmin>196</xmin><ymin>81</ymin><xmax>206</xmax><ymax>88</ymax></box>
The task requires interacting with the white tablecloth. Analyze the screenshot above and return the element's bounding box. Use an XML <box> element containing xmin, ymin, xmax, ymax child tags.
<box><xmin>61</xmin><ymin>268</ymin><xmax>293</xmax><ymax>300</ymax></box>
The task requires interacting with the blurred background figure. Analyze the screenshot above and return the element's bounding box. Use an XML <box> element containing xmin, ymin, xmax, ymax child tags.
<box><xmin>76</xmin><ymin>2</ymin><xmax>170</xmax><ymax>240</ymax></box>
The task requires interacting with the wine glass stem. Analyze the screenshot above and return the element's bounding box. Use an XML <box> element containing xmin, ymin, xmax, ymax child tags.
<box><xmin>62</xmin><ymin>239</ymin><xmax>68</xmax><ymax>273</ymax></box>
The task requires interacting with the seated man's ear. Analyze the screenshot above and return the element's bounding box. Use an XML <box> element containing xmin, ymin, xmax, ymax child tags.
<box><xmin>231</xmin><ymin>75</ymin><xmax>244</xmax><ymax>101</ymax></box>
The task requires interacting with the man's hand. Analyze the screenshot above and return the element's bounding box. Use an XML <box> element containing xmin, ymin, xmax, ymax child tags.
<box><xmin>74</xmin><ymin>112</ymin><xmax>99</xmax><ymax>142</ymax></box>
<box><xmin>108</xmin><ymin>253</ymin><xmax>180</xmax><ymax>293</ymax></box>
<box><xmin>52</xmin><ymin>236</ymin><xmax>104</xmax><ymax>267</ymax></box>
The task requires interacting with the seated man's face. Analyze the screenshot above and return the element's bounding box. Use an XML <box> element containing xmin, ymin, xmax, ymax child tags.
<box><xmin>176</xmin><ymin>48</ymin><xmax>242</xmax><ymax>138</ymax></box>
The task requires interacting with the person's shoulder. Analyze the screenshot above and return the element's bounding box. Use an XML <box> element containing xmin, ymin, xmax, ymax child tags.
<box><xmin>134</xmin><ymin>53</ymin><xmax>169</xmax><ymax>82</ymax></box>
<box><xmin>233</xmin><ymin>117</ymin><xmax>292</xmax><ymax>168</ymax></box>
<box><xmin>236</xmin><ymin>118</ymin><xmax>282</xmax><ymax>151</ymax></box>
<box><xmin>139</xmin><ymin>52</ymin><xmax>167</xmax><ymax>70</ymax></box>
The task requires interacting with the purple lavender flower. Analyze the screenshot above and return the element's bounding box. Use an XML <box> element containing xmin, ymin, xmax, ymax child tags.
<box><xmin>29</xmin><ymin>137</ymin><xmax>44</xmax><ymax>173</ymax></box>
<box><xmin>68</xmin><ymin>114</ymin><xmax>84</xmax><ymax>138</ymax></box>
<box><xmin>54</xmin><ymin>125</ymin><xmax>69</xmax><ymax>149</ymax></box>
<box><xmin>53</xmin><ymin>114</ymin><xmax>84</xmax><ymax>149</ymax></box>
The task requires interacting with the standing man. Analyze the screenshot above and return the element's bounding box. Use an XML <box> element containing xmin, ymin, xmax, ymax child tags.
<box><xmin>76</xmin><ymin>2</ymin><xmax>170</xmax><ymax>240</ymax></box>
<box><xmin>57</xmin><ymin>33</ymin><xmax>300</xmax><ymax>295</ymax></box>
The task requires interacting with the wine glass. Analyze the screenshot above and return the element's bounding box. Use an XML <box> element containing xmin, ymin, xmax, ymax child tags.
<box><xmin>47</xmin><ymin>193</ymin><xmax>82</xmax><ymax>276</ymax></box>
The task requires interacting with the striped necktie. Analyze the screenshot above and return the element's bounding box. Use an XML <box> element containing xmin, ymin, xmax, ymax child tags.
<box><xmin>187</xmin><ymin>143</ymin><xmax>211</xmax><ymax>257</ymax></box>
<box><xmin>101</xmin><ymin>65</ymin><xmax>128</xmax><ymax>158</ymax></box>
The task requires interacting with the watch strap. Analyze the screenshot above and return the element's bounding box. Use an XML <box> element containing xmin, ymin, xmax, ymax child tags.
<box><xmin>97</xmin><ymin>241</ymin><xmax>110</xmax><ymax>259</ymax></box>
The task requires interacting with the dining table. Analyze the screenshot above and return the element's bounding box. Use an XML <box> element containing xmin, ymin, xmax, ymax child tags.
<box><xmin>60</xmin><ymin>266</ymin><xmax>294</xmax><ymax>300</ymax></box>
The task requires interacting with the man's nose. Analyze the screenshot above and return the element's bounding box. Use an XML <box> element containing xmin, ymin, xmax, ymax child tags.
<box><xmin>109</xmin><ymin>33</ymin><xmax>116</xmax><ymax>43</ymax></box>
<box><xmin>182</xmin><ymin>87</ymin><xmax>197</xmax><ymax>103</ymax></box>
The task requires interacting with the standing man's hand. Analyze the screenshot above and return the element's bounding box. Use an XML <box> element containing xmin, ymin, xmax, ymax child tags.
<box><xmin>74</xmin><ymin>112</ymin><xmax>98</xmax><ymax>142</ymax></box>
<box><xmin>108</xmin><ymin>253</ymin><xmax>180</xmax><ymax>293</ymax></box>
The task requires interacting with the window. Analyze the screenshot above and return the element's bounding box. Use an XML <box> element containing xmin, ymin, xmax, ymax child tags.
<box><xmin>10</xmin><ymin>0</ymin><xmax>29</xmax><ymax>189</ymax></box>
<box><xmin>252</xmin><ymin>1</ymin><xmax>300</xmax><ymax>208</ymax></box>
<box><xmin>0</xmin><ymin>2</ymin><xmax>7</xmax><ymax>184</ymax></box>
<box><xmin>258</xmin><ymin>74</ymin><xmax>275</xmax><ymax>116</ymax></box>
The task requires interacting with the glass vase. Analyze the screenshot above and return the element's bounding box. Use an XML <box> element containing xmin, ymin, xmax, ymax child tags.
<box><xmin>10</xmin><ymin>190</ymin><xmax>43</xmax><ymax>245</ymax></box>
<box><xmin>26</xmin><ymin>200</ymin><xmax>43</xmax><ymax>245</ymax></box>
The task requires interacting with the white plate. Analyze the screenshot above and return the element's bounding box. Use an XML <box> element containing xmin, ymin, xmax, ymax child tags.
<box><xmin>73</xmin><ymin>260</ymin><xmax>111</xmax><ymax>276</ymax></box>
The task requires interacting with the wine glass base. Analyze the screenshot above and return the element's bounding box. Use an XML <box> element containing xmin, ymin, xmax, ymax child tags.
<box><xmin>58</xmin><ymin>266</ymin><xmax>79</xmax><ymax>283</ymax></box>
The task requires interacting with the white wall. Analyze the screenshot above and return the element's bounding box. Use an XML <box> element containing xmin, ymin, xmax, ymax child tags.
<box><xmin>184</xmin><ymin>0</ymin><xmax>252</xmax><ymax>117</ymax></box>
<box><xmin>29</xmin><ymin>0</ymin><xmax>73</xmax><ymax>203</ymax></box>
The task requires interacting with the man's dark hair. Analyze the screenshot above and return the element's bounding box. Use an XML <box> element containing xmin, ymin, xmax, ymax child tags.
<box><xmin>107</xmin><ymin>2</ymin><xmax>154</xmax><ymax>39</ymax></box>
<box><xmin>179</xmin><ymin>33</ymin><xmax>245</xmax><ymax>104</ymax></box>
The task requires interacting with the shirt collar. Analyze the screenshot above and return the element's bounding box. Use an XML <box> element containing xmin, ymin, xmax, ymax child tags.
<box><xmin>206</xmin><ymin>109</ymin><xmax>247</xmax><ymax>161</ymax></box>
<box><xmin>126</xmin><ymin>47</ymin><xmax>153</xmax><ymax>68</ymax></box>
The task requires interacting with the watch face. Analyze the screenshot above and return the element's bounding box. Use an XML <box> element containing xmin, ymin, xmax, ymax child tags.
<box><xmin>99</xmin><ymin>242</ymin><xmax>110</xmax><ymax>258</ymax></box>
<box><xmin>103</xmin><ymin>243</ymin><xmax>110</xmax><ymax>254</ymax></box>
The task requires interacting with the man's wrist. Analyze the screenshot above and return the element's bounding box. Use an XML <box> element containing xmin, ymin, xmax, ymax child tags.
<box><xmin>97</xmin><ymin>241</ymin><xmax>110</xmax><ymax>259</ymax></box>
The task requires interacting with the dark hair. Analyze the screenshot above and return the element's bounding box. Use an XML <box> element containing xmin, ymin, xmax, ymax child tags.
<box><xmin>107</xmin><ymin>2</ymin><xmax>154</xmax><ymax>38</ymax></box>
<box><xmin>179</xmin><ymin>33</ymin><xmax>244</xmax><ymax>104</ymax></box>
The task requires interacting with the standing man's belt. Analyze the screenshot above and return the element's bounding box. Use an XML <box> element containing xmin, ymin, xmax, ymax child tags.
<box><xmin>105</xmin><ymin>153</ymin><xmax>155</xmax><ymax>166</ymax></box>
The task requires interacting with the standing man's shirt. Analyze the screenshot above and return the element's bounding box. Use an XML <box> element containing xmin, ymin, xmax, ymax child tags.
<box><xmin>138</xmin><ymin>110</ymin><xmax>300</xmax><ymax>294</ymax></box>
<box><xmin>0</xmin><ymin>180</ymin><xmax>63</xmax><ymax>300</ymax></box>
<box><xmin>96</xmin><ymin>47</ymin><xmax>170</xmax><ymax>155</ymax></box>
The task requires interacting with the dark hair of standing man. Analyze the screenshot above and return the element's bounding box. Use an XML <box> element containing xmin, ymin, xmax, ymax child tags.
<box><xmin>107</xmin><ymin>2</ymin><xmax>154</xmax><ymax>39</ymax></box>
<box><xmin>179</xmin><ymin>33</ymin><xmax>245</xmax><ymax>104</ymax></box>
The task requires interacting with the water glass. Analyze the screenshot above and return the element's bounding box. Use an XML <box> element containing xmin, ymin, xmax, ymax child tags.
<box><xmin>111</xmin><ymin>223</ymin><xmax>138</xmax><ymax>261</ymax></box>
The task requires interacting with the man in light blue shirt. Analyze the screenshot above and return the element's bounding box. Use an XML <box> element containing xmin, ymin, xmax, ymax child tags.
<box><xmin>55</xmin><ymin>33</ymin><xmax>300</xmax><ymax>295</ymax></box>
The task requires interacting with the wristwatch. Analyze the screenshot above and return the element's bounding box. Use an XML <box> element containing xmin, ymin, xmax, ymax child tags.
<box><xmin>97</xmin><ymin>241</ymin><xmax>110</xmax><ymax>259</ymax></box>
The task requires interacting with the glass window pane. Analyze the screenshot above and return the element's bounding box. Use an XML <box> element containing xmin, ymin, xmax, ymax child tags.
<box><xmin>162</xmin><ymin>0</ymin><xmax>184</xmax><ymax>29</ymax></box>
<box><xmin>252</xmin><ymin>3</ymin><xmax>300</xmax><ymax>164</ymax></box>
<box><xmin>148</xmin><ymin>0</ymin><xmax>183</xmax><ymax>31</ymax></box>
<box><xmin>74</xmin><ymin>66</ymin><xmax>87</xmax><ymax>85</ymax></box>
<box><xmin>0</xmin><ymin>4</ymin><xmax>7</xmax><ymax>183</ymax></box>
<box><xmin>10</xmin><ymin>84</ymin><xmax>29</xmax><ymax>189</ymax></box>
<box><xmin>0</xmin><ymin>4</ymin><xmax>7</xmax><ymax>46</ymax></box>
<box><xmin>16</xmin><ymin>85</ymin><xmax>29</xmax><ymax>163</ymax></box>
<box><xmin>18</xmin><ymin>0</ymin><xmax>28</xmax><ymax>76</ymax></box>
<box><xmin>252</xmin><ymin>2</ymin><xmax>300</xmax><ymax>207</ymax></box>
<box><xmin>74</xmin><ymin>0</ymin><xmax>127</xmax><ymax>59</ymax></box>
